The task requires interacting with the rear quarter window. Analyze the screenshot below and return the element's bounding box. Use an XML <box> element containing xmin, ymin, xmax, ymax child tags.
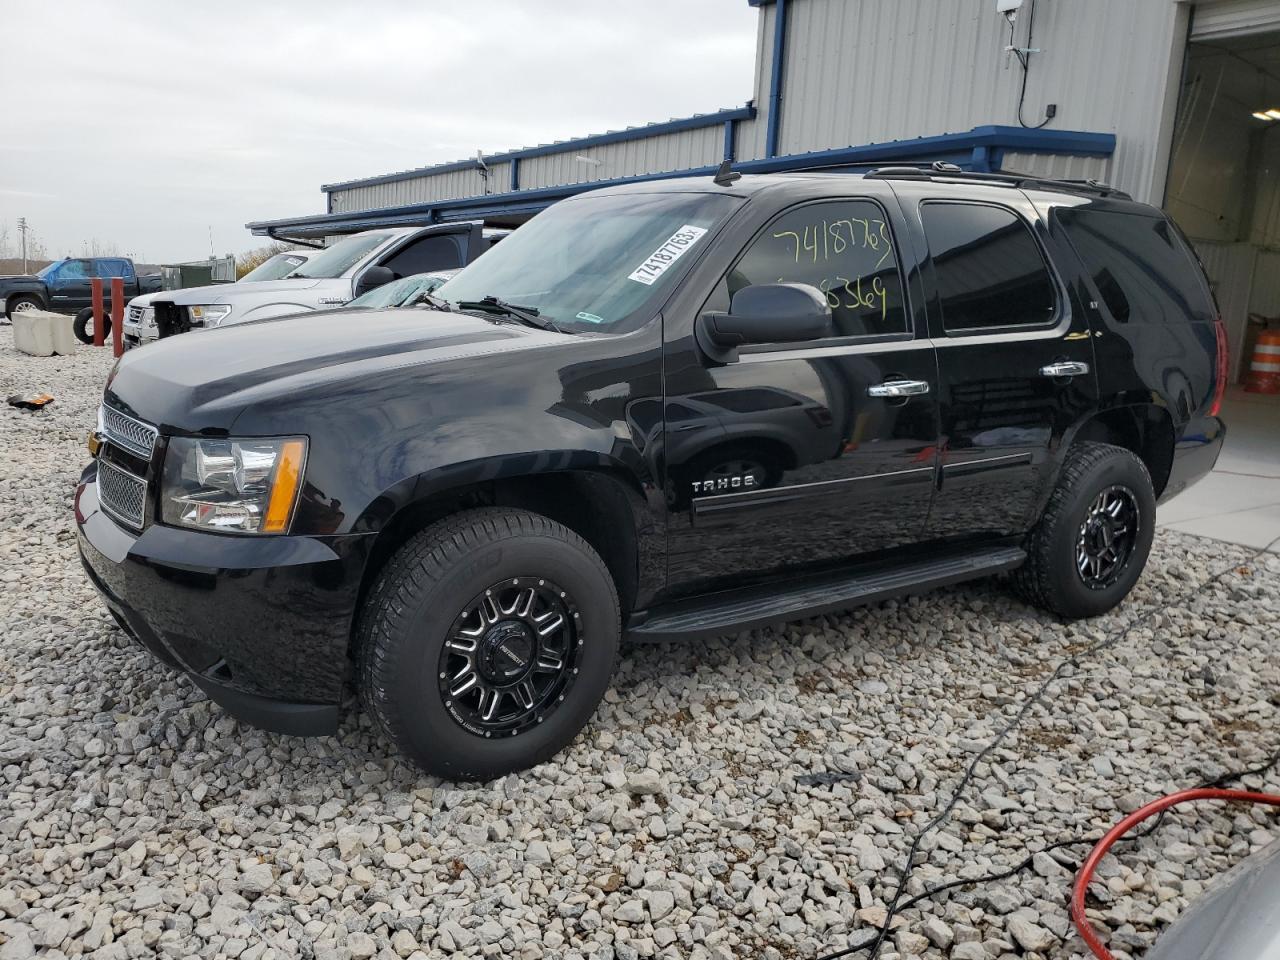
<box><xmin>920</xmin><ymin>201</ymin><xmax>1057</xmax><ymax>333</ymax></box>
<box><xmin>1054</xmin><ymin>206</ymin><xmax>1215</xmax><ymax>324</ymax></box>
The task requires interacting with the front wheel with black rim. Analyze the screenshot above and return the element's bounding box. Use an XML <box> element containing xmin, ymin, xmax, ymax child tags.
<box><xmin>358</xmin><ymin>507</ymin><xmax>620</xmax><ymax>780</ymax></box>
<box><xmin>1013</xmin><ymin>441</ymin><xmax>1156</xmax><ymax>619</ymax></box>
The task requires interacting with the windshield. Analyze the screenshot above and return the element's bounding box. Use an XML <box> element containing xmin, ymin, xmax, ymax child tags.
<box><xmin>36</xmin><ymin>261</ymin><xmax>64</xmax><ymax>279</ymax></box>
<box><xmin>435</xmin><ymin>191</ymin><xmax>741</xmax><ymax>334</ymax></box>
<box><xmin>241</xmin><ymin>252</ymin><xmax>310</xmax><ymax>282</ymax></box>
<box><xmin>348</xmin><ymin>272</ymin><xmax>455</xmax><ymax>309</ymax></box>
<box><xmin>289</xmin><ymin>232</ymin><xmax>392</xmax><ymax>279</ymax></box>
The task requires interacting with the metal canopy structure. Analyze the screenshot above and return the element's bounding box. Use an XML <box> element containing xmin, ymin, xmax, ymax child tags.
<box><xmin>247</xmin><ymin>124</ymin><xmax>1115</xmax><ymax>240</ymax></box>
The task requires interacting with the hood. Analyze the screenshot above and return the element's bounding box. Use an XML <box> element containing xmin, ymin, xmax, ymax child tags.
<box><xmin>164</xmin><ymin>277</ymin><xmax>330</xmax><ymax>304</ymax></box>
<box><xmin>129</xmin><ymin>277</ymin><xmax>329</xmax><ymax>306</ymax></box>
<box><xmin>0</xmin><ymin>274</ymin><xmax>37</xmax><ymax>282</ymax></box>
<box><xmin>105</xmin><ymin>307</ymin><xmax>567</xmax><ymax>431</ymax></box>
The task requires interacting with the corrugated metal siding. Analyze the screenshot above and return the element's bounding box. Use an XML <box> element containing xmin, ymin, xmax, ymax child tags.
<box><xmin>330</xmin><ymin>164</ymin><xmax>508</xmax><ymax>212</ymax></box>
<box><xmin>735</xmin><ymin>1</ymin><xmax>775</xmax><ymax>162</ymax></box>
<box><xmin>1250</xmin><ymin>130</ymin><xmax>1280</xmax><ymax>248</ymax></box>
<box><xmin>517</xmin><ymin>126</ymin><xmax>723</xmax><ymax>191</ymax></box>
<box><xmin>998</xmin><ymin>151</ymin><xmax>1112</xmax><ymax>182</ymax></box>
<box><xmin>1165</xmin><ymin>59</ymin><xmax>1252</xmax><ymax>242</ymax></box>
<box><xmin>321</xmin><ymin>0</ymin><xmax>1202</xmax><ymax>219</ymax></box>
<box><xmin>1193</xmin><ymin>239</ymin><xmax>1258</xmax><ymax>379</ymax></box>
<box><xmin>1250</xmin><ymin>250</ymin><xmax>1280</xmax><ymax>316</ymax></box>
<box><xmin>773</xmin><ymin>0</ymin><xmax>1184</xmax><ymax>203</ymax></box>
<box><xmin>1191</xmin><ymin>0</ymin><xmax>1280</xmax><ymax>39</ymax></box>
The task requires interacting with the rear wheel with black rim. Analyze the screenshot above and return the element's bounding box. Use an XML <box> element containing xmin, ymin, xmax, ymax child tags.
<box><xmin>358</xmin><ymin>507</ymin><xmax>619</xmax><ymax>780</ymax></box>
<box><xmin>1013</xmin><ymin>441</ymin><xmax>1156</xmax><ymax>619</ymax></box>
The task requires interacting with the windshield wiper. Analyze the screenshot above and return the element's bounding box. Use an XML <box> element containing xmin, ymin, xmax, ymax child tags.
<box><xmin>407</xmin><ymin>291</ymin><xmax>453</xmax><ymax>311</ymax></box>
<box><xmin>455</xmin><ymin>296</ymin><xmax>567</xmax><ymax>334</ymax></box>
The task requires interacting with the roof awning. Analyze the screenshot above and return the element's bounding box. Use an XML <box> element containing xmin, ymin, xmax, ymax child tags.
<box><xmin>247</xmin><ymin>125</ymin><xmax>1115</xmax><ymax>240</ymax></box>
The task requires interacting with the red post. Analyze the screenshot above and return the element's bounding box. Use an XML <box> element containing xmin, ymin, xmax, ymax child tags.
<box><xmin>110</xmin><ymin>277</ymin><xmax>125</xmax><ymax>358</ymax></box>
<box><xmin>91</xmin><ymin>278</ymin><xmax>105</xmax><ymax>347</ymax></box>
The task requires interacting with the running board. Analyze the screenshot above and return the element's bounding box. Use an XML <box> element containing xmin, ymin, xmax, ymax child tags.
<box><xmin>627</xmin><ymin>546</ymin><xmax>1026</xmax><ymax>643</ymax></box>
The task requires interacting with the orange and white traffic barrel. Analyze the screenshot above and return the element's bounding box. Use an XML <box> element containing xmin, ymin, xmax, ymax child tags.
<box><xmin>1244</xmin><ymin>330</ymin><xmax>1280</xmax><ymax>394</ymax></box>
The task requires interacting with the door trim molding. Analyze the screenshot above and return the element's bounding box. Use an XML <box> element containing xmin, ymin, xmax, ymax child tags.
<box><xmin>691</xmin><ymin>465</ymin><xmax>934</xmax><ymax>517</ymax></box>
<box><xmin>940</xmin><ymin>452</ymin><xmax>1033</xmax><ymax>480</ymax></box>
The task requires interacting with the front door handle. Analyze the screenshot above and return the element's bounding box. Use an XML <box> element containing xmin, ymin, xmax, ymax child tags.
<box><xmin>867</xmin><ymin>379</ymin><xmax>930</xmax><ymax>398</ymax></box>
<box><xmin>1040</xmin><ymin>361</ymin><xmax>1090</xmax><ymax>378</ymax></box>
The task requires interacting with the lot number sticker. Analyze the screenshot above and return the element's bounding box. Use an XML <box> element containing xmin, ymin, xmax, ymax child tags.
<box><xmin>627</xmin><ymin>225</ymin><xmax>708</xmax><ymax>285</ymax></box>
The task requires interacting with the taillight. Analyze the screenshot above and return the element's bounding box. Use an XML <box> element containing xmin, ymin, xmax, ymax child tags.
<box><xmin>1209</xmin><ymin>314</ymin><xmax>1229</xmax><ymax>418</ymax></box>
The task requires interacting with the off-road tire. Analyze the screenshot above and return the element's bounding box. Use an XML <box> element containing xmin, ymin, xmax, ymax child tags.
<box><xmin>73</xmin><ymin>307</ymin><xmax>110</xmax><ymax>344</ymax></box>
<box><xmin>1013</xmin><ymin>441</ymin><xmax>1156</xmax><ymax>619</ymax></box>
<box><xmin>357</xmin><ymin>507</ymin><xmax>620</xmax><ymax>780</ymax></box>
<box><xmin>5</xmin><ymin>295</ymin><xmax>42</xmax><ymax>320</ymax></box>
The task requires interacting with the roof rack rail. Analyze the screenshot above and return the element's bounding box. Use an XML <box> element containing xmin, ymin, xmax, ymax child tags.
<box><xmin>862</xmin><ymin>164</ymin><xmax>1131</xmax><ymax>200</ymax></box>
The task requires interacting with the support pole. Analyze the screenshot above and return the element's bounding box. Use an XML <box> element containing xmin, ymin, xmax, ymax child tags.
<box><xmin>110</xmin><ymin>277</ymin><xmax>124</xmax><ymax>358</ymax></box>
<box><xmin>91</xmin><ymin>278</ymin><xmax>105</xmax><ymax>347</ymax></box>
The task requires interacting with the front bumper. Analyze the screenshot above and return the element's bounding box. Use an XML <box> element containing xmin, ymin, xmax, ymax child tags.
<box><xmin>75</xmin><ymin>465</ymin><xmax>372</xmax><ymax>736</ymax></box>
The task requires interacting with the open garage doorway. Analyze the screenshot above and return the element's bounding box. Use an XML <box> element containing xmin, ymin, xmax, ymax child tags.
<box><xmin>1166</xmin><ymin>13</ymin><xmax>1280</xmax><ymax>384</ymax></box>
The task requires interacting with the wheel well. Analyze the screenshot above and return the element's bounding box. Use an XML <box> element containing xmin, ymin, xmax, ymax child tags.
<box><xmin>690</xmin><ymin>436</ymin><xmax>798</xmax><ymax>473</ymax></box>
<box><xmin>6</xmin><ymin>292</ymin><xmax>44</xmax><ymax>312</ymax></box>
<box><xmin>1070</xmin><ymin>406</ymin><xmax>1175</xmax><ymax>497</ymax></box>
<box><xmin>352</xmin><ymin>470</ymin><xmax>642</xmax><ymax>650</ymax></box>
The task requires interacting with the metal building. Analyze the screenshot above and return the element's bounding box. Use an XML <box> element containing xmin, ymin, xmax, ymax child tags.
<box><xmin>248</xmin><ymin>0</ymin><xmax>1280</xmax><ymax>378</ymax></box>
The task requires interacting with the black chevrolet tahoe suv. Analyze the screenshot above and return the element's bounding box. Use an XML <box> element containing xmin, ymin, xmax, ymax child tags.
<box><xmin>76</xmin><ymin>166</ymin><xmax>1228</xmax><ymax>779</ymax></box>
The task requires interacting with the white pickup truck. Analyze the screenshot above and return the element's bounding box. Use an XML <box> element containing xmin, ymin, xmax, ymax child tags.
<box><xmin>122</xmin><ymin>222</ymin><xmax>500</xmax><ymax>349</ymax></box>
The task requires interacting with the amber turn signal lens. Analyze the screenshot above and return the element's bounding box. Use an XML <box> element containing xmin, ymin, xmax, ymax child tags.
<box><xmin>87</xmin><ymin>432</ymin><xmax>102</xmax><ymax>458</ymax></box>
<box><xmin>262</xmin><ymin>440</ymin><xmax>306</xmax><ymax>533</ymax></box>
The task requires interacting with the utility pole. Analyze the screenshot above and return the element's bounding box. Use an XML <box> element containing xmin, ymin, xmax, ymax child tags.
<box><xmin>17</xmin><ymin>217</ymin><xmax>28</xmax><ymax>274</ymax></box>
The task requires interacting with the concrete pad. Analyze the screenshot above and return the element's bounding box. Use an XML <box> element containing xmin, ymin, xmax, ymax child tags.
<box><xmin>1157</xmin><ymin>388</ymin><xmax>1280</xmax><ymax>551</ymax></box>
<box><xmin>1161</xmin><ymin>503</ymin><xmax>1280</xmax><ymax>551</ymax></box>
<box><xmin>1157</xmin><ymin>471</ymin><xmax>1280</xmax><ymax>524</ymax></box>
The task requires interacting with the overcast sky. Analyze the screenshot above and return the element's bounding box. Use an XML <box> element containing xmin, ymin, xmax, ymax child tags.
<box><xmin>0</xmin><ymin>1</ymin><xmax>758</xmax><ymax>265</ymax></box>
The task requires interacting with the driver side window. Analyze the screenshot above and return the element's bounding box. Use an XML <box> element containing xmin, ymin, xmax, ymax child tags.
<box><xmin>58</xmin><ymin>260</ymin><xmax>89</xmax><ymax>280</ymax></box>
<box><xmin>726</xmin><ymin>199</ymin><xmax>909</xmax><ymax>340</ymax></box>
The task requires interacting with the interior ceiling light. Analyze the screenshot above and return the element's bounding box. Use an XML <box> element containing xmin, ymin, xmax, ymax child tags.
<box><xmin>1254</xmin><ymin>111</ymin><xmax>1275</xmax><ymax>120</ymax></box>
<box><xmin>1267</xmin><ymin>109</ymin><xmax>1280</xmax><ymax>120</ymax></box>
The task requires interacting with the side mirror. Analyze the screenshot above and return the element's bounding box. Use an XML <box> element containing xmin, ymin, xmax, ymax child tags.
<box><xmin>696</xmin><ymin>283</ymin><xmax>833</xmax><ymax>362</ymax></box>
<box><xmin>354</xmin><ymin>265</ymin><xmax>396</xmax><ymax>298</ymax></box>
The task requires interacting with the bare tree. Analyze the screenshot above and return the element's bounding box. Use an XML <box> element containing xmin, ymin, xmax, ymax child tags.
<box><xmin>0</xmin><ymin>222</ymin><xmax>10</xmax><ymax>259</ymax></box>
<box><xmin>236</xmin><ymin>240</ymin><xmax>307</xmax><ymax>279</ymax></box>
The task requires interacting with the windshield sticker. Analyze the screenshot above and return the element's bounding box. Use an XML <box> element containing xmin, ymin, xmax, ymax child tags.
<box><xmin>575</xmin><ymin>311</ymin><xmax>606</xmax><ymax>325</ymax></box>
<box><xmin>627</xmin><ymin>225</ymin><xmax>709</xmax><ymax>286</ymax></box>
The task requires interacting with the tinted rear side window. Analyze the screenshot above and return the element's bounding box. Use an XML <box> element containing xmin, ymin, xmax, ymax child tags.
<box><xmin>1055</xmin><ymin>206</ymin><xmax>1214</xmax><ymax>324</ymax></box>
<box><xmin>381</xmin><ymin>235</ymin><xmax>466</xmax><ymax>277</ymax></box>
<box><xmin>921</xmin><ymin>202</ymin><xmax>1056</xmax><ymax>332</ymax></box>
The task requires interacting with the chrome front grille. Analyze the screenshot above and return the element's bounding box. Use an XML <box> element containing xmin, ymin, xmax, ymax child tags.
<box><xmin>127</xmin><ymin>306</ymin><xmax>144</xmax><ymax>323</ymax></box>
<box><xmin>101</xmin><ymin>405</ymin><xmax>158</xmax><ymax>459</ymax></box>
<box><xmin>97</xmin><ymin>459</ymin><xmax>148</xmax><ymax>529</ymax></box>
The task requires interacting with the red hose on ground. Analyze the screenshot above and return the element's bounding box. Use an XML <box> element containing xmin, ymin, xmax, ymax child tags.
<box><xmin>1071</xmin><ymin>787</ymin><xmax>1280</xmax><ymax>960</ymax></box>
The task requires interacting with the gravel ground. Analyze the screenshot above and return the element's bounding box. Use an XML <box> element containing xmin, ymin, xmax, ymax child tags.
<box><xmin>1</xmin><ymin>328</ymin><xmax>1278</xmax><ymax>960</ymax></box>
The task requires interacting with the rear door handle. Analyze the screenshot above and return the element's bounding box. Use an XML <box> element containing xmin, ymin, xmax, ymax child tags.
<box><xmin>1039</xmin><ymin>361</ymin><xmax>1090</xmax><ymax>378</ymax></box>
<box><xmin>867</xmin><ymin>379</ymin><xmax>930</xmax><ymax>398</ymax></box>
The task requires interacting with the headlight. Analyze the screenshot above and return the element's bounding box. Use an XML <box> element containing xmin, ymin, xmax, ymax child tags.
<box><xmin>161</xmin><ymin>436</ymin><xmax>307</xmax><ymax>534</ymax></box>
<box><xmin>189</xmin><ymin>304</ymin><xmax>233</xmax><ymax>328</ymax></box>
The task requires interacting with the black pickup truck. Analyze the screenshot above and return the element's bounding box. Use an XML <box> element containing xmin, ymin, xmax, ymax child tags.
<box><xmin>77</xmin><ymin>165</ymin><xmax>1227</xmax><ymax>780</ymax></box>
<box><xmin>1</xmin><ymin>256</ymin><xmax>162</xmax><ymax>331</ymax></box>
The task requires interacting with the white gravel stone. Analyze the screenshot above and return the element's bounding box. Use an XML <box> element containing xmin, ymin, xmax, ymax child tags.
<box><xmin>0</xmin><ymin>327</ymin><xmax>1277</xmax><ymax>960</ymax></box>
<box><xmin>1007</xmin><ymin>915</ymin><xmax>1054</xmax><ymax>953</ymax></box>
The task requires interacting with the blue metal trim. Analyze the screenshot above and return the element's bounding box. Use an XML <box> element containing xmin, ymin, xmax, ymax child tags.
<box><xmin>723</xmin><ymin>120</ymin><xmax>736</xmax><ymax>161</ymax></box>
<box><xmin>321</xmin><ymin>105</ymin><xmax>757</xmax><ymax>193</ymax></box>
<box><xmin>765</xmin><ymin>0</ymin><xmax>787</xmax><ymax>158</ymax></box>
<box><xmin>970</xmin><ymin>145</ymin><xmax>992</xmax><ymax>173</ymax></box>
<box><xmin>510</xmin><ymin>157</ymin><xmax>520</xmax><ymax>192</ymax></box>
<box><xmin>251</xmin><ymin>126</ymin><xmax>1116</xmax><ymax>235</ymax></box>
<box><xmin>747</xmin><ymin>0</ymin><xmax>774</xmax><ymax>6</ymax></box>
